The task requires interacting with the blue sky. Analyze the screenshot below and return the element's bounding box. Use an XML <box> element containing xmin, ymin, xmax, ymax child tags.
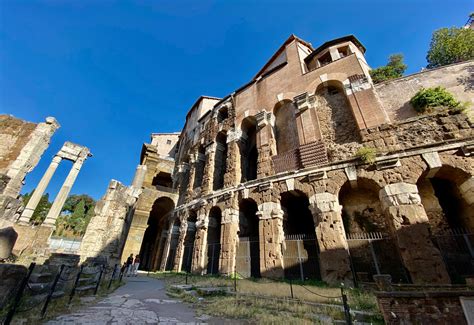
<box><xmin>1</xmin><ymin>0</ymin><xmax>472</xmax><ymax>200</ymax></box>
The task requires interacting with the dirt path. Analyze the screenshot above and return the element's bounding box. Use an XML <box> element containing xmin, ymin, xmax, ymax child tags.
<box><xmin>45</xmin><ymin>274</ymin><xmax>226</xmax><ymax>324</ymax></box>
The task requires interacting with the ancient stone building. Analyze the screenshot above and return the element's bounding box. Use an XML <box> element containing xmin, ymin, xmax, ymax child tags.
<box><xmin>91</xmin><ymin>34</ymin><xmax>473</xmax><ymax>285</ymax></box>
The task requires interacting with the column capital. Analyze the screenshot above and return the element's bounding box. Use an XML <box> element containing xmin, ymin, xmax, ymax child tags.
<box><xmin>257</xmin><ymin>202</ymin><xmax>283</xmax><ymax>220</ymax></box>
<box><xmin>309</xmin><ymin>192</ymin><xmax>342</xmax><ymax>214</ymax></box>
<box><xmin>379</xmin><ymin>182</ymin><xmax>421</xmax><ymax>210</ymax></box>
<box><xmin>222</xmin><ymin>208</ymin><xmax>239</xmax><ymax>224</ymax></box>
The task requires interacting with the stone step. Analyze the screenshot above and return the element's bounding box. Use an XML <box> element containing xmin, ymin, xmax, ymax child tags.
<box><xmin>27</xmin><ymin>282</ymin><xmax>51</xmax><ymax>294</ymax></box>
<box><xmin>29</xmin><ymin>272</ymin><xmax>53</xmax><ymax>283</ymax></box>
<box><xmin>75</xmin><ymin>285</ymin><xmax>96</xmax><ymax>292</ymax></box>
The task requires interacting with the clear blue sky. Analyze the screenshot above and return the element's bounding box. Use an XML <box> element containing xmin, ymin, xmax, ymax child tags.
<box><xmin>1</xmin><ymin>0</ymin><xmax>472</xmax><ymax>200</ymax></box>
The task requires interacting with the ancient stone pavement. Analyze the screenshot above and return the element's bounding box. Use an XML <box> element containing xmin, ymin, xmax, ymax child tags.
<box><xmin>45</xmin><ymin>275</ymin><xmax>227</xmax><ymax>325</ymax></box>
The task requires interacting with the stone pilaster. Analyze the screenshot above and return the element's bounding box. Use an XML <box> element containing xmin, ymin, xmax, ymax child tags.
<box><xmin>309</xmin><ymin>193</ymin><xmax>352</xmax><ymax>285</ymax></box>
<box><xmin>201</xmin><ymin>143</ymin><xmax>216</xmax><ymax>195</ymax></box>
<box><xmin>131</xmin><ymin>164</ymin><xmax>147</xmax><ymax>188</ymax></box>
<box><xmin>380</xmin><ymin>182</ymin><xmax>450</xmax><ymax>284</ymax></box>
<box><xmin>255</xmin><ymin>111</ymin><xmax>276</xmax><ymax>178</ymax></box>
<box><xmin>173</xmin><ymin>216</ymin><xmax>188</xmax><ymax>272</ymax></box>
<box><xmin>256</xmin><ymin>202</ymin><xmax>284</xmax><ymax>278</ymax></box>
<box><xmin>191</xmin><ymin>209</ymin><xmax>208</xmax><ymax>274</ymax></box>
<box><xmin>18</xmin><ymin>155</ymin><xmax>62</xmax><ymax>224</ymax></box>
<box><xmin>185</xmin><ymin>156</ymin><xmax>197</xmax><ymax>201</ymax></box>
<box><xmin>219</xmin><ymin>208</ymin><xmax>239</xmax><ymax>275</ymax></box>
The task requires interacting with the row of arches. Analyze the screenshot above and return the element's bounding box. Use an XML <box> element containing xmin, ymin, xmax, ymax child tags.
<box><xmin>139</xmin><ymin>164</ymin><xmax>473</xmax><ymax>284</ymax></box>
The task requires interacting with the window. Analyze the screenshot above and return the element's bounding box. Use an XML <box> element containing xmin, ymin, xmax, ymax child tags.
<box><xmin>338</xmin><ymin>46</ymin><xmax>350</xmax><ymax>58</ymax></box>
<box><xmin>317</xmin><ymin>51</ymin><xmax>332</xmax><ymax>67</ymax></box>
<box><xmin>166</xmin><ymin>139</ymin><xmax>172</xmax><ymax>145</ymax></box>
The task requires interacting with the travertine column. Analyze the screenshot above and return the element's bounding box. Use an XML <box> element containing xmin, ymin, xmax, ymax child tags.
<box><xmin>43</xmin><ymin>156</ymin><xmax>86</xmax><ymax>227</ymax></box>
<box><xmin>18</xmin><ymin>155</ymin><xmax>62</xmax><ymax>224</ymax></box>
<box><xmin>255</xmin><ymin>111</ymin><xmax>276</xmax><ymax>178</ymax></box>
<box><xmin>219</xmin><ymin>208</ymin><xmax>239</xmax><ymax>275</ymax></box>
<box><xmin>309</xmin><ymin>193</ymin><xmax>352</xmax><ymax>285</ymax></box>
<box><xmin>380</xmin><ymin>182</ymin><xmax>450</xmax><ymax>284</ymax></box>
<box><xmin>224</xmin><ymin>129</ymin><xmax>242</xmax><ymax>187</ymax></box>
<box><xmin>159</xmin><ymin>220</ymin><xmax>175</xmax><ymax>271</ymax></box>
<box><xmin>173</xmin><ymin>217</ymin><xmax>188</xmax><ymax>272</ymax></box>
<box><xmin>191</xmin><ymin>209</ymin><xmax>208</xmax><ymax>274</ymax></box>
<box><xmin>131</xmin><ymin>164</ymin><xmax>147</xmax><ymax>188</ymax></box>
<box><xmin>201</xmin><ymin>143</ymin><xmax>216</xmax><ymax>195</ymax></box>
<box><xmin>256</xmin><ymin>202</ymin><xmax>285</xmax><ymax>278</ymax></box>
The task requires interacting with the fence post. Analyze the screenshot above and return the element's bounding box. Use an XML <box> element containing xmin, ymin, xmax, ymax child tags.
<box><xmin>94</xmin><ymin>265</ymin><xmax>105</xmax><ymax>295</ymax></box>
<box><xmin>4</xmin><ymin>262</ymin><xmax>36</xmax><ymax>325</ymax></box>
<box><xmin>108</xmin><ymin>264</ymin><xmax>118</xmax><ymax>290</ymax></box>
<box><xmin>341</xmin><ymin>287</ymin><xmax>352</xmax><ymax>325</ymax></box>
<box><xmin>289</xmin><ymin>278</ymin><xmax>294</xmax><ymax>299</ymax></box>
<box><xmin>69</xmin><ymin>265</ymin><xmax>83</xmax><ymax>304</ymax></box>
<box><xmin>41</xmin><ymin>264</ymin><xmax>65</xmax><ymax>318</ymax></box>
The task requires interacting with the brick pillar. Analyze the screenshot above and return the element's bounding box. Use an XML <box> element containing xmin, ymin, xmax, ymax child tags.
<box><xmin>173</xmin><ymin>218</ymin><xmax>188</xmax><ymax>272</ymax></box>
<box><xmin>201</xmin><ymin>143</ymin><xmax>216</xmax><ymax>195</ymax></box>
<box><xmin>159</xmin><ymin>220</ymin><xmax>175</xmax><ymax>271</ymax></box>
<box><xmin>380</xmin><ymin>182</ymin><xmax>450</xmax><ymax>284</ymax></box>
<box><xmin>256</xmin><ymin>202</ymin><xmax>284</xmax><ymax>278</ymax></box>
<box><xmin>191</xmin><ymin>209</ymin><xmax>208</xmax><ymax>274</ymax></box>
<box><xmin>309</xmin><ymin>193</ymin><xmax>352</xmax><ymax>285</ymax></box>
<box><xmin>219</xmin><ymin>208</ymin><xmax>239</xmax><ymax>275</ymax></box>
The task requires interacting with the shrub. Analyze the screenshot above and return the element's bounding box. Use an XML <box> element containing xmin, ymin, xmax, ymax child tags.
<box><xmin>355</xmin><ymin>147</ymin><xmax>377</xmax><ymax>164</ymax></box>
<box><xmin>410</xmin><ymin>87</ymin><xmax>460</xmax><ymax>113</ymax></box>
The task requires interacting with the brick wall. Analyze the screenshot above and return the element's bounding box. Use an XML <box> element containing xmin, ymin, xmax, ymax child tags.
<box><xmin>376</xmin><ymin>290</ymin><xmax>472</xmax><ymax>324</ymax></box>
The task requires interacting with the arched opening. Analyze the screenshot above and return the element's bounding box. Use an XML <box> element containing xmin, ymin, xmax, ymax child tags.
<box><xmin>417</xmin><ymin>166</ymin><xmax>474</xmax><ymax>283</ymax></box>
<box><xmin>138</xmin><ymin>197</ymin><xmax>175</xmax><ymax>271</ymax></box>
<box><xmin>165</xmin><ymin>218</ymin><xmax>181</xmax><ymax>271</ymax></box>
<box><xmin>206</xmin><ymin>207</ymin><xmax>222</xmax><ymax>274</ymax></box>
<box><xmin>152</xmin><ymin>172</ymin><xmax>172</xmax><ymax>188</ymax></box>
<box><xmin>237</xmin><ymin>199</ymin><xmax>260</xmax><ymax>277</ymax></box>
<box><xmin>315</xmin><ymin>82</ymin><xmax>360</xmax><ymax>161</ymax></box>
<box><xmin>339</xmin><ymin>180</ymin><xmax>409</xmax><ymax>283</ymax></box>
<box><xmin>281</xmin><ymin>190</ymin><xmax>321</xmax><ymax>280</ymax></box>
<box><xmin>273</xmin><ymin>100</ymin><xmax>299</xmax><ymax>155</ymax></box>
<box><xmin>240</xmin><ymin>117</ymin><xmax>258</xmax><ymax>182</ymax></box>
<box><xmin>217</xmin><ymin>106</ymin><xmax>229</xmax><ymax>123</ymax></box>
<box><xmin>181</xmin><ymin>211</ymin><xmax>197</xmax><ymax>272</ymax></box>
<box><xmin>193</xmin><ymin>146</ymin><xmax>206</xmax><ymax>190</ymax></box>
<box><xmin>213</xmin><ymin>132</ymin><xmax>227</xmax><ymax>191</ymax></box>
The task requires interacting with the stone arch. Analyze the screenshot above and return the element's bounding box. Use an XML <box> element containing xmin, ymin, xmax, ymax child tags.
<box><xmin>213</xmin><ymin>132</ymin><xmax>228</xmax><ymax>191</ymax></box>
<box><xmin>273</xmin><ymin>100</ymin><xmax>299</xmax><ymax>155</ymax></box>
<box><xmin>280</xmin><ymin>189</ymin><xmax>321</xmax><ymax>280</ymax></box>
<box><xmin>416</xmin><ymin>164</ymin><xmax>474</xmax><ymax>283</ymax></box>
<box><xmin>338</xmin><ymin>178</ymin><xmax>408</xmax><ymax>283</ymax></box>
<box><xmin>137</xmin><ymin>196</ymin><xmax>175</xmax><ymax>271</ymax></box>
<box><xmin>240</xmin><ymin>117</ymin><xmax>258</xmax><ymax>182</ymax></box>
<box><xmin>238</xmin><ymin>198</ymin><xmax>260</xmax><ymax>277</ymax></box>
<box><xmin>206</xmin><ymin>206</ymin><xmax>222</xmax><ymax>274</ymax></box>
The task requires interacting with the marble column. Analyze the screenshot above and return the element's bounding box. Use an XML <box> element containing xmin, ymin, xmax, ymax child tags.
<box><xmin>309</xmin><ymin>192</ymin><xmax>352</xmax><ymax>285</ymax></box>
<box><xmin>19</xmin><ymin>155</ymin><xmax>62</xmax><ymax>224</ymax></box>
<box><xmin>380</xmin><ymin>182</ymin><xmax>450</xmax><ymax>284</ymax></box>
<box><xmin>256</xmin><ymin>202</ymin><xmax>285</xmax><ymax>278</ymax></box>
<box><xmin>43</xmin><ymin>157</ymin><xmax>86</xmax><ymax>227</ymax></box>
<box><xmin>219</xmin><ymin>208</ymin><xmax>239</xmax><ymax>275</ymax></box>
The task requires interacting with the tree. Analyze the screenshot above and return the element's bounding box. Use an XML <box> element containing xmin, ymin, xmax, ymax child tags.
<box><xmin>426</xmin><ymin>27</ymin><xmax>474</xmax><ymax>68</ymax></box>
<box><xmin>20</xmin><ymin>192</ymin><xmax>52</xmax><ymax>225</ymax></box>
<box><xmin>369</xmin><ymin>54</ymin><xmax>407</xmax><ymax>84</ymax></box>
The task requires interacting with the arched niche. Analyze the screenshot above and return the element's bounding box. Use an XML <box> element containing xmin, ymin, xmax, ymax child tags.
<box><xmin>273</xmin><ymin>100</ymin><xmax>299</xmax><ymax>155</ymax></box>
<box><xmin>240</xmin><ymin>117</ymin><xmax>258</xmax><ymax>182</ymax></box>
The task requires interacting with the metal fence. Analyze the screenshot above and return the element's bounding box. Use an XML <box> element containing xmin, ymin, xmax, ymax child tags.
<box><xmin>431</xmin><ymin>229</ymin><xmax>474</xmax><ymax>284</ymax></box>
<box><xmin>346</xmin><ymin>232</ymin><xmax>410</xmax><ymax>284</ymax></box>
<box><xmin>282</xmin><ymin>234</ymin><xmax>321</xmax><ymax>281</ymax></box>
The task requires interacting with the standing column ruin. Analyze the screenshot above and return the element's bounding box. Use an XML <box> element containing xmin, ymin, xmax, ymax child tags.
<box><xmin>309</xmin><ymin>192</ymin><xmax>352</xmax><ymax>284</ymax></box>
<box><xmin>43</xmin><ymin>143</ymin><xmax>91</xmax><ymax>227</ymax></box>
<box><xmin>219</xmin><ymin>207</ymin><xmax>239</xmax><ymax>275</ymax></box>
<box><xmin>159</xmin><ymin>218</ymin><xmax>175</xmax><ymax>271</ymax></box>
<box><xmin>18</xmin><ymin>155</ymin><xmax>62</xmax><ymax>224</ymax></box>
<box><xmin>172</xmin><ymin>213</ymin><xmax>188</xmax><ymax>272</ymax></box>
<box><xmin>257</xmin><ymin>201</ymin><xmax>285</xmax><ymax>278</ymax></box>
<box><xmin>379</xmin><ymin>182</ymin><xmax>450</xmax><ymax>284</ymax></box>
<box><xmin>191</xmin><ymin>207</ymin><xmax>208</xmax><ymax>274</ymax></box>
